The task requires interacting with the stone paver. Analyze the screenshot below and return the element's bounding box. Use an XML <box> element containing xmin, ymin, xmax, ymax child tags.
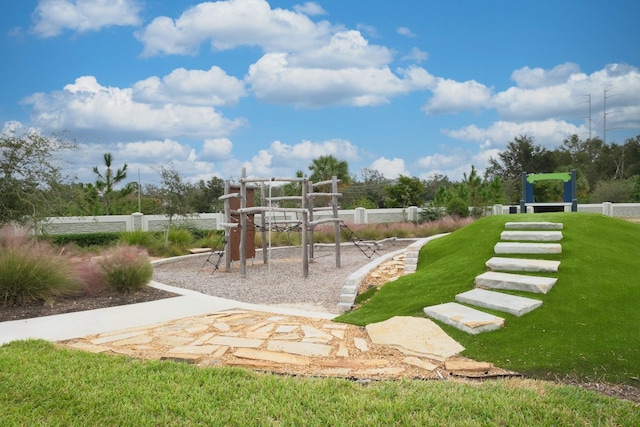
<box><xmin>486</xmin><ymin>257</ymin><xmax>560</xmax><ymax>273</ymax></box>
<box><xmin>475</xmin><ymin>271</ymin><xmax>557</xmax><ymax>294</ymax></box>
<box><xmin>60</xmin><ymin>309</ymin><xmax>507</xmax><ymax>380</ymax></box>
<box><xmin>504</xmin><ymin>221</ymin><xmax>563</xmax><ymax>230</ymax></box>
<box><xmin>455</xmin><ymin>288</ymin><xmax>542</xmax><ymax>317</ymax></box>
<box><xmin>500</xmin><ymin>231</ymin><xmax>563</xmax><ymax>242</ymax></box>
<box><xmin>494</xmin><ymin>242</ymin><xmax>562</xmax><ymax>254</ymax></box>
<box><xmin>366</xmin><ymin>316</ymin><xmax>465</xmax><ymax>361</ymax></box>
<box><xmin>423</xmin><ymin>302</ymin><xmax>505</xmax><ymax>335</ymax></box>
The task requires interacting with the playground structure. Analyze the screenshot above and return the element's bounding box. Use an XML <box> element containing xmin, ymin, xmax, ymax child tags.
<box><xmin>213</xmin><ymin>168</ymin><xmax>349</xmax><ymax>279</ymax></box>
<box><xmin>520</xmin><ymin>170</ymin><xmax>578</xmax><ymax>213</ymax></box>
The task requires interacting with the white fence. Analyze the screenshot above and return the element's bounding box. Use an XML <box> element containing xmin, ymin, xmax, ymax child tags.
<box><xmin>40</xmin><ymin>203</ymin><xmax>640</xmax><ymax>235</ymax></box>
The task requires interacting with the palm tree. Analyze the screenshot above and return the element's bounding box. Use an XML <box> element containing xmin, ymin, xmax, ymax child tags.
<box><xmin>308</xmin><ymin>155</ymin><xmax>351</xmax><ymax>186</ymax></box>
<box><xmin>92</xmin><ymin>153</ymin><xmax>130</xmax><ymax>215</ymax></box>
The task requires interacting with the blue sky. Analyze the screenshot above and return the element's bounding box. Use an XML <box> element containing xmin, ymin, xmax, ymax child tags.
<box><xmin>1</xmin><ymin>0</ymin><xmax>640</xmax><ymax>188</ymax></box>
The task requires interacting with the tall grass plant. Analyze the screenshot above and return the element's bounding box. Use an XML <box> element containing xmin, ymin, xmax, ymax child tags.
<box><xmin>0</xmin><ymin>226</ymin><xmax>79</xmax><ymax>305</ymax></box>
<box><xmin>97</xmin><ymin>245</ymin><xmax>153</xmax><ymax>292</ymax></box>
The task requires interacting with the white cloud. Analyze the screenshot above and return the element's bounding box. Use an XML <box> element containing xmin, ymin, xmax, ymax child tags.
<box><xmin>402</xmin><ymin>47</ymin><xmax>428</xmax><ymax>63</ymax></box>
<box><xmin>135</xmin><ymin>0</ymin><xmax>335</xmax><ymax>57</ymax></box>
<box><xmin>31</xmin><ymin>0</ymin><xmax>142</xmax><ymax>38</ymax></box>
<box><xmin>423</xmin><ymin>78</ymin><xmax>493</xmax><ymax>114</ymax></box>
<box><xmin>117</xmin><ymin>139</ymin><xmax>190</xmax><ymax>161</ymax></box>
<box><xmin>293</xmin><ymin>2</ymin><xmax>326</xmax><ymax>16</ymax></box>
<box><xmin>23</xmin><ymin>76</ymin><xmax>246</xmax><ymax>140</ymax></box>
<box><xmin>511</xmin><ymin>62</ymin><xmax>581</xmax><ymax>89</ymax></box>
<box><xmin>417</xmin><ymin>153</ymin><xmax>458</xmax><ymax>169</ymax></box>
<box><xmin>492</xmin><ymin>63</ymin><xmax>640</xmax><ymax>123</ymax></box>
<box><xmin>289</xmin><ymin>30</ymin><xmax>393</xmax><ymax>69</ymax></box>
<box><xmin>247</xmin><ymin>54</ymin><xmax>433</xmax><ymax>107</ymax></box>
<box><xmin>368</xmin><ymin>157</ymin><xmax>407</xmax><ymax>179</ymax></box>
<box><xmin>397</xmin><ymin>26</ymin><xmax>416</xmax><ymax>37</ymax></box>
<box><xmin>132</xmin><ymin>66</ymin><xmax>246</xmax><ymax>106</ymax></box>
<box><xmin>356</xmin><ymin>23</ymin><xmax>378</xmax><ymax>38</ymax></box>
<box><xmin>200</xmin><ymin>138</ymin><xmax>233</xmax><ymax>160</ymax></box>
<box><xmin>443</xmin><ymin>119</ymin><xmax>585</xmax><ymax>149</ymax></box>
<box><xmin>234</xmin><ymin>138</ymin><xmax>361</xmax><ymax>178</ymax></box>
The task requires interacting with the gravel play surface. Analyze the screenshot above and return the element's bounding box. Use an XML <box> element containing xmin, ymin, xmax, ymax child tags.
<box><xmin>153</xmin><ymin>242</ymin><xmax>411</xmax><ymax>314</ymax></box>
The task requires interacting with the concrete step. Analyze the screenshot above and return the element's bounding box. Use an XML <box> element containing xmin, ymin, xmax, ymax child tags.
<box><xmin>500</xmin><ymin>231</ymin><xmax>563</xmax><ymax>242</ymax></box>
<box><xmin>494</xmin><ymin>242</ymin><xmax>562</xmax><ymax>254</ymax></box>
<box><xmin>475</xmin><ymin>271</ymin><xmax>557</xmax><ymax>294</ymax></box>
<box><xmin>423</xmin><ymin>302</ymin><xmax>504</xmax><ymax>335</ymax></box>
<box><xmin>455</xmin><ymin>288</ymin><xmax>542</xmax><ymax>317</ymax></box>
<box><xmin>486</xmin><ymin>257</ymin><xmax>560</xmax><ymax>273</ymax></box>
<box><xmin>505</xmin><ymin>221</ymin><xmax>563</xmax><ymax>230</ymax></box>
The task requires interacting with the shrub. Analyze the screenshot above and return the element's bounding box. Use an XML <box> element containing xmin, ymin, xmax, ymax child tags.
<box><xmin>419</xmin><ymin>205</ymin><xmax>445</xmax><ymax>222</ymax></box>
<box><xmin>120</xmin><ymin>230</ymin><xmax>155</xmax><ymax>247</ymax></box>
<box><xmin>446</xmin><ymin>197</ymin><xmax>470</xmax><ymax>217</ymax></box>
<box><xmin>97</xmin><ymin>245</ymin><xmax>153</xmax><ymax>292</ymax></box>
<box><xmin>167</xmin><ymin>228</ymin><xmax>193</xmax><ymax>248</ymax></box>
<box><xmin>0</xmin><ymin>227</ymin><xmax>79</xmax><ymax>306</ymax></box>
<box><xmin>50</xmin><ymin>232</ymin><xmax>121</xmax><ymax>247</ymax></box>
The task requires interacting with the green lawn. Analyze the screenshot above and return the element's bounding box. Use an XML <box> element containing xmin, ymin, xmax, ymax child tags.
<box><xmin>0</xmin><ymin>340</ymin><xmax>637</xmax><ymax>426</ymax></box>
<box><xmin>337</xmin><ymin>213</ymin><xmax>640</xmax><ymax>386</ymax></box>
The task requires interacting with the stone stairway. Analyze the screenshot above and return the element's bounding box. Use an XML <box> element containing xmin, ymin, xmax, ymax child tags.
<box><xmin>424</xmin><ymin>221</ymin><xmax>563</xmax><ymax>335</ymax></box>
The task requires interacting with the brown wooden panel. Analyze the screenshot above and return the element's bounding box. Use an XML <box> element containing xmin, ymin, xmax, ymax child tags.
<box><xmin>229</xmin><ymin>186</ymin><xmax>255</xmax><ymax>261</ymax></box>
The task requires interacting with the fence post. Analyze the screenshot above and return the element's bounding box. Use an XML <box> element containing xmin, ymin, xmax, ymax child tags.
<box><xmin>355</xmin><ymin>207</ymin><xmax>366</xmax><ymax>224</ymax></box>
<box><xmin>131</xmin><ymin>212</ymin><xmax>143</xmax><ymax>232</ymax></box>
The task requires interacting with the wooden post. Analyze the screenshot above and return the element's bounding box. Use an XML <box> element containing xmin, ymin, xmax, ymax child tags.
<box><xmin>307</xmin><ymin>180</ymin><xmax>314</xmax><ymax>261</ymax></box>
<box><xmin>332</xmin><ymin>176</ymin><xmax>341</xmax><ymax>268</ymax></box>
<box><xmin>260</xmin><ymin>183</ymin><xmax>268</xmax><ymax>264</ymax></box>
<box><xmin>240</xmin><ymin>168</ymin><xmax>247</xmax><ymax>278</ymax></box>
<box><xmin>301</xmin><ymin>177</ymin><xmax>309</xmax><ymax>278</ymax></box>
<box><xmin>224</xmin><ymin>180</ymin><xmax>231</xmax><ymax>272</ymax></box>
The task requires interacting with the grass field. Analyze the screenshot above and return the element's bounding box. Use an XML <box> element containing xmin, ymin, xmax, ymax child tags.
<box><xmin>0</xmin><ymin>340</ymin><xmax>637</xmax><ymax>426</ymax></box>
<box><xmin>337</xmin><ymin>213</ymin><xmax>640</xmax><ymax>386</ymax></box>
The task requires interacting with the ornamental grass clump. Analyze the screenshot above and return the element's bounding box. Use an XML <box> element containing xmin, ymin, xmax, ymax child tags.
<box><xmin>97</xmin><ymin>245</ymin><xmax>153</xmax><ymax>292</ymax></box>
<box><xmin>0</xmin><ymin>226</ymin><xmax>79</xmax><ymax>306</ymax></box>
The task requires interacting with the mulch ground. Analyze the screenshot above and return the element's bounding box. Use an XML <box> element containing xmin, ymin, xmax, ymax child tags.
<box><xmin>0</xmin><ymin>286</ymin><xmax>177</xmax><ymax>322</ymax></box>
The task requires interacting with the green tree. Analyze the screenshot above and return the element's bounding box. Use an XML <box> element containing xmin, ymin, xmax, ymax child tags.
<box><xmin>341</xmin><ymin>168</ymin><xmax>390</xmax><ymax>209</ymax></box>
<box><xmin>187</xmin><ymin>176</ymin><xmax>225</xmax><ymax>213</ymax></box>
<box><xmin>384</xmin><ymin>175</ymin><xmax>426</xmax><ymax>208</ymax></box>
<box><xmin>486</xmin><ymin>135</ymin><xmax>556</xmax><ymax>203</ymax></box>
<box><xmin>0</xmin><ymin>127</ymin><xmax>76</xmax><ymax>226</ymax></box>
<box><xmin>92</xmin><ymin>153</ymin><xmax>132</xmax><ymax>215</ymax></box>
<box><xmin>155</xmin><ymin>163</ymin><xmax>194</xmax><ymax>246</ymax></box>
<box><xmin>308</xmin><ymin>155</ymin><xmax>351</xmax><ymax>186</ymax></box>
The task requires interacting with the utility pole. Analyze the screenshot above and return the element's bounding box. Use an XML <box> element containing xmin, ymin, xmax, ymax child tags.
<box><xmin>582</xmin><ymin>94</ymin><xmax>592</xmax><ymax>140</ymax></box>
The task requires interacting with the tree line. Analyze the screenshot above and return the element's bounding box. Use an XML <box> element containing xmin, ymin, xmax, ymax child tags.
<box><xmin>2</xmin><ymin>128</ymin><xmax>640</xmax><ymax>227</ymax></box>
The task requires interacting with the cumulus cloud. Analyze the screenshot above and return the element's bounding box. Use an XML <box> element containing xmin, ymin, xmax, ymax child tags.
<box><xmin>402</xmin><ymin>47</ymin><xmax>428</xmax><ymax>63</ymax></box>
<box><xmin>135</xmin><ymin>0</ymin><xmax>335</xmax><ymax>57</ymax></box>
<box><xmin>443</xmin><ymin>119</ymin><xmax>585</xmax><ymax>149</ymax></box>
<box><xmin>423</xmin><ymin>78</ymin><xmax>493</xmax><ymax>114</ymax></box>
<box><xmin>200</xmin><ymin>138</ymin><xmax>234</xmax><ymax>160</ymax></box>
<box><xmin>491</xmin><ymin>63</ymin><xmax>640</xmax><ymax>123</ymax></box>
<box><xmin>23</xmin><ymin>76</ymin><xmax>245</xmax><ymax>140</ymax></box>
<box><xmin>511</xmin><ymin>62</ymin><xmax>582</xmax><ymax>89</ymax></box>
<box><xmin>233</xmin><ymin>138</ymin><xmax>361</xmax><ymax>178</ymax></box>
<box><xmin>288</xmin><ymin>30</ymin><xmax>393</xmax><ymax>69</ymax></box>
<box><xmin>293</xmin><ymin>2</ymin><xmax>326</xmax><ymax>16</ymax></box>
<box><xmin>368</xmin><ymin>157</ymin><xmax>408</xmax><ymax>179</ymax></box>
<box><xmin>132</xmin><ymin>66</ymin><xmax>246</xmax><ymax>106</ymax></box>
<box><xmin>31</xmin><ymin>0</ymin><xmax>142</xmax><ymax>38</ymax></box>
<box><xmin>247</xmin><ymin>54</ymin><xmax>433</xmax><ymax>107</ymax></box>
<box><xmin>397</xmin><ymin>26</ymin><xmax>416</xmax><ymax>37</ymax></box>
